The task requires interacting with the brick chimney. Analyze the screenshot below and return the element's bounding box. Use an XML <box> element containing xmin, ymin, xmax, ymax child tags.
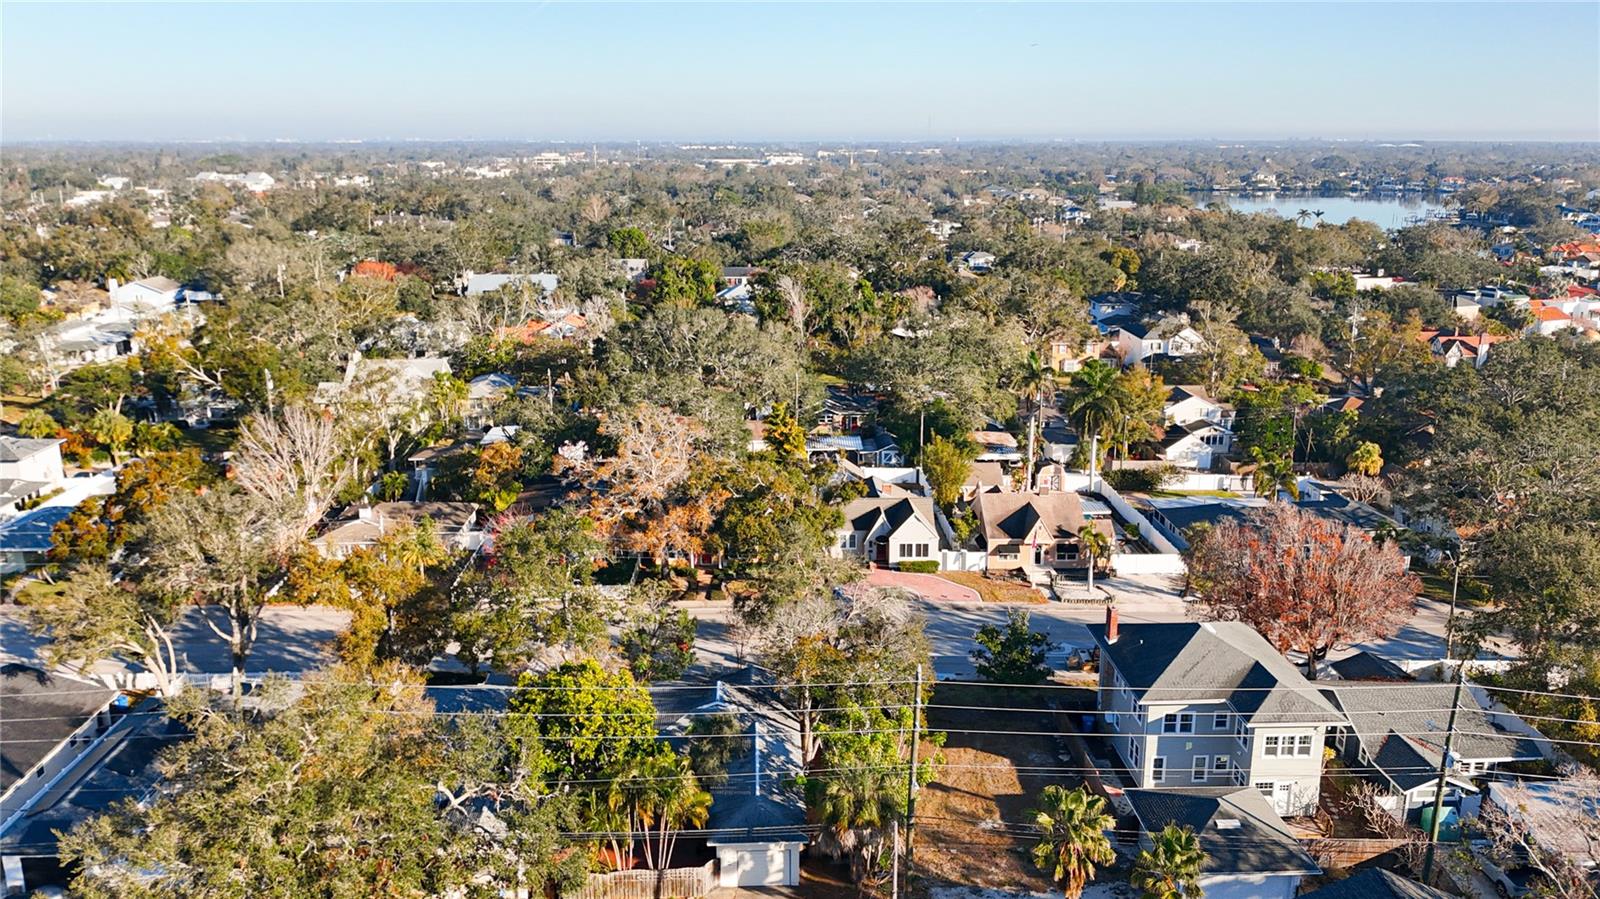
<box><xmin>1106</xmin><ymin>605</ymin><xmax>1120</xmax><ymax>644</ymax></box>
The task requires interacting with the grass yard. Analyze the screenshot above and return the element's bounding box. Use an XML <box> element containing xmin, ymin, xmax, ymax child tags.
<box><xmin>933</xmin><ymin>571</ymin><xmax>1045</xmax><ymax>604</ymax></box>
<box><xmin>1</xmin><ymin>394</ymin><xmax>47</xmax><ymax>426</ymax></box>
<box><xmin>1416</xmin><ymin>570</ymin><xmax>1488</xmax><ymax>608</ymax></box>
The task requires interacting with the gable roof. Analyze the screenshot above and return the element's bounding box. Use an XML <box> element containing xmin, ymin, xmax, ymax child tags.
<box><xmin>0</xmin><ymin>437</ymin><xmax>62</xmax><ymax>464</ymax></box>
<box><xmin>842</xmin><ymin>495</ymin><xmax>936</xmax><ymax>537</ymax></box>
<box><xmin>1299</xmin><ymin>868</ymin><xmax>1452</xmax><ymax>899</ymax></box>
<box><xmin>1126</xmin><ymin>787</ymin><xmax>1320</xmax><ymax>877</ymax></box>
<box><xmin>1</xmin><ymin>665</ymin><xmax>119</xmax><ymax>795</ymax></box>
<box><xmin>972</xmin><ymin>491</ymin><xmax>1093</xmax><ymax>545</ymax></box>
<box><xmin>1087</xmin><ymin>621</ymin><xmax>1343</xmax><ymax>724</ymax></box>
<box><xmin>1322</xmin><ymin>683</ymin><xmax>1545</xmax><ymax>769</ymax></box>
<box><xmin>1326</xmin><ymin>651</ymin><xmax>1411</xmax><ymax>682</ymax></box>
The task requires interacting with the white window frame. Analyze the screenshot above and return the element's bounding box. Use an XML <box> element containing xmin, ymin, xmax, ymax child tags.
<box><xmin>1162</xmin><ymin>712</ymin><xmax>1195</xmax><ymax>735</ymax></box>
<box><xmin>1264</xmin><ymin>735</ymin><xmax>1281</xmax><ymax>756</ymax></box>
<box><xmin>1255</xmin><ymin>781</ymin><xmax>1275</xmax><ymax>799</ymax></box>
<box><xmin>1192</xmin><ymin>755</ymin><xmax>1209</xmax><ymax>783</ymax></box>
<box><xmin>1213</xmin><ymin>755</ymin><xmax>1231</xmax><ymax>777</ymax></box>
<box><xmin>1213</xmin><ymin>712</ymin><xmax>1230</xmax><ymax>730</ymax></box>
<box><xmin>1295</xmin><ymin>734</ymin><xmax>1314</xmax><ymax>757</ymax></box>
<box><xmin>1152</xmin><ymin>756</ymin><xmax>1166</xmax><ymax>784</ymax></box>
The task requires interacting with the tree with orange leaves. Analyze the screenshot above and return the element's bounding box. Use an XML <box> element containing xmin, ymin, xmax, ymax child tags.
<box><xmin>1185</xmin><ymin>503</ymin><xmax>1418</xmax><ymax>678</ymax></box>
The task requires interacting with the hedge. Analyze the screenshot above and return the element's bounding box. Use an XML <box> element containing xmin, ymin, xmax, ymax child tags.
<box><xmin>898</xmin><ymin>560</ymin><xmax>940</xmax><ymax>573</ymax></box>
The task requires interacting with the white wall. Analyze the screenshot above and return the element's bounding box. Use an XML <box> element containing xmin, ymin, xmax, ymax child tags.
<box><xmin>1199</xmin><ymin>872</ymin><xmax>1302</xmax><ymax>899</ymax></box>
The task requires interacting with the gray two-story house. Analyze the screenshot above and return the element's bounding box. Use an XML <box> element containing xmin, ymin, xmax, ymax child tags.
<box><xmin>1088</xmin><ymin>613</ymin><xmax>1346</xmax><ymax>817</ymax></box>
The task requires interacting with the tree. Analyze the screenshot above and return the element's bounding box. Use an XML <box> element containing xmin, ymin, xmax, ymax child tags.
<box><xmin>135</xmin><ymin>487</ymin><xmax>286</xmax><ymax>705</ymax></box>
<box><xmin>1346</xmin><ymin>440</ymin><xmax>1384</xmax><ymax>477</ymax></box>
<box><xmin>920</xmin><ymin>434</ymin><xmax>975</xmax><ymax>509</ymax></box>
<box><xmin>60</xmin><ymin>667</ymin><xmax>588</xmax><ymax>899</ymax></box>
<box><xmin>806</xmin><ymin>702</ymin><xmax>932</xmax><ymax>884</ymax></box>
<box><xmin>86</xmin><ymin>406</ymin><xmax>133</xmax><ymax>464</ymax></box>
<box><xmin>1079</xmin><ymin>523</ymin><xmax>1111</xmax><ymax>594</ymax></box>
<box><xmin>507</xmin><ymin>659</ymin><xmax>660</xmax><ymax>788</ymax></box>
<box><xmin>486</xmin><ymin>509</ymin><xmax>611</xmax><ymax>652</ymax></box>
<box><xmin>1185</xmin><ymin>504</ymin><xmax>1419</xmax><ymax>678</ymax></box>
<box><xmin>1064</xmin><ymin>359</ymin><xmax>1122</xmax><ymax>459</ymax></box>
<box><xmin>1475</xmin><ymin>773</ymin><xmax>1600</xmax><ymax>899</ymax></box>
<box><xmin>649</xmin><ymin>256</ymin><xmax>721</xmax><ymax>308</ymax></box>
<box><xmin>16</xmin><ymin>408</ymin><xmax>56</xmax><ymax>438</ymax></box>
<box><xmin>1131</xmin><ymin>824</ymin><xmax>1207</xmax><ymax>899</ymax></box>
<box><xmin>232</xmin><ymin>404</ymin><xmax>351</xmax><ymax>553</ymax></box>
<box><xmin>1111</xmin><ymin>366</ymin><xmax>1169</xmax><ymax>462</ymax></box>
<box><xmin>25</xmin><ymin>564</ymin><xmax>184</xmax><ymax>697</ymax></box>
<box><xmin>970</xmin><ymin>609</ymin><xmax>1056</xmax><ymax>685</ymax></box>
<box><xmin>609</xmin><ymin>749</ymin><xmax>711</xmax><ymax>872</ymax></box>
<box><xmin>1028</xmin><ymin>785</ymin><xmax>1116</xmax><ymax>899</ymax></box>
<box><xmin>618</xmin><ymin>580</ymin><xmax>697</xmax><ymax>682</ymax></box>
<box><xmin>608</xmin><ymin>226</ymin><xmax>652</xmax><ymax>258</ymax></box>
<box><xmin>761</xmin><ymin>401</ymin><xmax>808</xmax><ymax>462</ymax></box>
<box><xmin>469</xmin><ymin>441</ymin><xmax>523</xmax><ymax>511</ymax></box>
<box><xmin>1248</xmin><ymin>444</ymin><xmax>1299</xmax><ymax>501</ymax></box>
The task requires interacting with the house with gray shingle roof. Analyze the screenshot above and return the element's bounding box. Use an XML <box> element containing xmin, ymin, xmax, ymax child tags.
<box><xmin>831</xmin><ymin>494</ymin><xmax>940</xmax><ymax>569</ymax></box>
<box><xmin>1127</xmin><ymin>786</ymin><xmax>1320</xmax><ymax>899</ymax></box>
<box><xmin>1321</xmin><ymin>683</ymin><xmax>1549</xmax><ymax>823</ymax></box>
<box><xmin>1298</xmin><ymin>866</ymin><xmax>1451</xmax><ymax>899</ymax></box>
<box><xmin>1089</xmin><ymin>616</ymin><xmax>1345</xmax><ymax>816</ymax></box>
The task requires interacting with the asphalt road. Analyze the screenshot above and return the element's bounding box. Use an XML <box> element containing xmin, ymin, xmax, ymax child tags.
<box><xmin>0</xmin><ymin>605</ymin><xmax>351</xmax><ymax>675</ymax></box>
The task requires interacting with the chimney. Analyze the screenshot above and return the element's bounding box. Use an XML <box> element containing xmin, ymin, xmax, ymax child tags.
<box><xmin>1106</xmin><ymin>605</ymin><xmax>1120</xmax><ymax>644</ymax></box>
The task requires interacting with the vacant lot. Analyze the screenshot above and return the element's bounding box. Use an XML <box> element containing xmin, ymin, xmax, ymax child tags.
<box><xmin>913</xmin><ymin>683</ymin><xmax>1093</xmax><ymax>891</ymax></box>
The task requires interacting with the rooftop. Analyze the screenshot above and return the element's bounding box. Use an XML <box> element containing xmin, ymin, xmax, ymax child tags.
<box><xmin>1126</xmin><ymin>787</ymin><xmax>1321</xmax><ymax>877</ymax></box>
<box><xmin>1</xmin><ymin>665</ymin><xmax>119</xmax><ymax>794</ymax></box>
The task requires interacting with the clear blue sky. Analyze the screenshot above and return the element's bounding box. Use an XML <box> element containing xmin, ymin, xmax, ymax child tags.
<box><xmin>3</xmin><ymin>2</ymin><xmax>1597</xmax><ymax>142</ymax></box>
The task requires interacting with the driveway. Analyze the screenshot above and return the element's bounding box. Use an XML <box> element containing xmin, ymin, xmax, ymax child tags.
<box><xmin>865</xmin><ymin>568</ymin><xmax>980</xmax><ymax>602</ymax></box>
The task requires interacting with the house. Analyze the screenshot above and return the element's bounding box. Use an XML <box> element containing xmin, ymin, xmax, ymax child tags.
<box><xmin>806</xmin><ymin>430</ymin><xmax>903</xmax><ymax>467</ymax></box>
<box><xmin>969</xmin><ymin>490</ymin><xmax>1110</xmax><ymax>575</ymax></box>
<box><xmin>1297</xmin><ymin>866</ymin><xmax>1451</xmax><ymax>899</ymax></box>
<box><xmin>0</xmin><ymin>696</ymin><xmax>180</xmax><ymax>897</ymax></box>
<box><xmin>1450</xmin><ymin>286</ymin><xmax>1529</xmax><ymax>310</ymax></box>
<box><xmin>969</xmin><ymin>428</ymin><xmax>1022</xmax><ymax>464</ymax></box>
<box><xmin>0</xmin><ymin>506</ymin><xmax>75</xmax><ymax>574</ymax></box>
<box><xmin>311</xmin><ymin>501</ymin><xmax>482</xmax><ymax>558</ymax></box>
<box><xmin>465</xmin><ymin>372</ymin><xmax>516</xmax><ymax>427</ymax></box>
<box><xmin>1526</xmin><ymin>302</ymin><xmax>1576</xmax><ymax>336</ymax></box>
<box><xmin>831</xmin><ymin>494</ymin><xmax>941</xmax><ymax>568</ymax></box>
<box><xmin>660</xmin><ymin>676</ymin><xmax>806</xmax><ymax>887</ymax></box>
<box><xmin>456</xmin><ymin>271</ymin><xmax>559</xmax><ymax>297</ymax></box>
<box><xmin>1088</xmin><ymin>616</ymin><xmax>1346</xmax><ymax>816</ymax></box>
<box><xmin>721</xmin><ymin>266</ymin><xmax>761</xmax><ymax>291</ymax></box>
<box><xmin>0</xmin><ymin>437</ymin><xmax>65</xmax><ymax>518</ymax></box>
<box><xmin>1158</xmin><ymin>420</ymin><xmax>1233</xmax><ymax>470</ymax></box>
<box><xmin>108</xmin><ymin>276</ymin><xmax>180</xmax><ymax>312</ymax></box>
<box><xmin>1111</xmin><ymin>316</ymin><xmax>1205</xmax><ymax>367</ymax></box>
<box><xmin>1089</xmin><ymin>291</ymin><xmax>1143</xmax><ymax>325</ymax></box>
<box><xmin>1126</xmin><ymin>787</ymin><xmax>1320</xmax><ymax>899</ymax></box>
<box><xmin>961</xmin><ymin>460</ymin><xmax>1012</xmax><ymax>501</ymax></box>
<box><xmin>0</xmin><ymin>665</ymin><xmax>120</xmax><ymax>827</ymax></box>
<box><xmin>614</xmin><ymin>258</ymin><xmax>650</xmax><ymax>283</ymax></box>
<box><xmin>1047</xmin><ymin>335</ymin><xmax>1106</xmax><ymax>373</ymax></box>
<box><xmin>1419</xmin><ymin>330</ymin><xmax>1508</xmax><ymax>369</ymax></box>
<box><xmin>1451</xmin><ymin>295</ymin><xmax>1482</xmax><ymax>321</ymax></box>
<box><xmin>1325</xmin><ymin>651</ymin><xmax>1411</xmax><ymax>682</ymax></box>
<box><xmin>317</xmin><ymin>353</ymin><xmax>453</xmax><ymax>408</ymax></box>
<box><xmin>817</xmin><ymin>387</ymin><xmax>881</xmax><ymax>433</ymax></box>
<box><xmin>831</xmin><ymin>459</ymin><xmax>929</xmax><ymax>496</ymax></box>
<box><xmin>955</xmin><ymin>251</ymin><xmax>995</xmax><ymax>273</ymax></box>
<box><xmin>1322</xmin><ymin>683</ymin><xmax>1547</xmax><ymax>822</ymax></box>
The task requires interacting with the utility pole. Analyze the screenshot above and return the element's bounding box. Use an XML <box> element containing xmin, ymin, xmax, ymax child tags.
<box><xmin>903</xmin><ymin>665</ymin><xmax>924</xmax><ymax>876</ymax></box>
<box><xmin>1444</xmin><ymin>548</ymin><xmax>1465</xmax><ymax>661</ymax></box>
<box><xmin>1421</xmin><ymin>662</ymin><xmax>1467</xmax><ymax>886</ymax></box>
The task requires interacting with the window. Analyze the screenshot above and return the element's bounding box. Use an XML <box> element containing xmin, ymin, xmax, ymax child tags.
<box><xmin>1213</xmin><ymin>712</ymin><xmax>1230</xmax><ymax>730</ymax></box>
<box><xmin>1152</xmin><ymin>757</ymin><xmax>1166</xmax><ymax>784</ymax></box>
<box><xmin>1061</xmin><ymin>544</ymin><xmax>1079</xmax><ymax>560</ymax></box>
<box><xmin>1294</xmin><ymin>735</ymin><xmax>1314</xmax><ymax>757</ymax></box>
<box><xmin>1129</xmin><ymin>739</ymin><xmax>1141</xmax><ymax>767</ymax></box>
<box><xmin>1213</xmin><ymin>756</ymin><xmax>1231</xmax><ymax>776</ymax></box>
<box><xmin>1192</xmin><ymin>755</ymin><xmax>1209</xmax><ymax>782</ymax></box>
<box><xmin>841</xmin><ymin>533</ymin><xmax>857</xmax><ymax>550</ymax></box>
<box><xmin>1255</xmin><ymin>781</ymin><xmax>1275</xmax><ymax>799</ymax></box>
<box><xmin>1264</xmin><ymin>736</ymin><xmax>1281</xmax><ymax>756</ymax></box>
<box><xmin>1162</xmin><ymin>713</ymin><xmax>1195</xmax><ymax>735</ymax></box>
<box><xmin>897</xmin><ymin>543</ymin><xmax>929</xmax><ymax>558</ymax></box>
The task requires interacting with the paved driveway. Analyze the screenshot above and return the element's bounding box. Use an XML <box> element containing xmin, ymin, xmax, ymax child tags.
<box><xmin>865</xmin><ymin>568</ymin><xmax>981</xmax><ymax>601</ymax></box>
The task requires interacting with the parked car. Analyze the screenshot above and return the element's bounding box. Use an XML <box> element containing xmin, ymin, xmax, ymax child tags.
<box><xmin>1471</xmin><ymin>840</ymin><xmax>1545</xmax><ymax>898</ymax></box>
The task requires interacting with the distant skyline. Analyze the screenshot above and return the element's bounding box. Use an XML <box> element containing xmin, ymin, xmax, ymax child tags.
<box><xmin>3</xmin><ymin>2</ymin><xmax>1598</xmax><ymax>144</ymax></box>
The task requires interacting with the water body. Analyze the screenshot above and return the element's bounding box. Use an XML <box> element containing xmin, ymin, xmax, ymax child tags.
<box><xmin>1187</xmin><ymin>192</ymin><xmax>1455</xmax><ymax>230</ymax></box>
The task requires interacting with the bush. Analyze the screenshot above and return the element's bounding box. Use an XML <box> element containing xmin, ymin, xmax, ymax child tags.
<box><xmin>1102</xmin><ymin>466</ymin><xmax>1172</xmax><ymax>493</ymax></box>
<box><xmin>898</xmin><ymin>560</ymin><xmax>939</xmax><ymax>573</ymax></box>
<box><xmin>970</xmin><ymin>609</ymin><xmax>1056</xmax><ymax>684</ymax></box>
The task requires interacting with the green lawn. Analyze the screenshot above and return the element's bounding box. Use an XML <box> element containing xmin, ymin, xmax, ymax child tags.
<box><xmin>1417</xmin><ymin>570</ymin><xmax>1488</xmax><ymax>607</ymax></box>
<box><xmin>174</xmin><ymin>424</ymin><xmax>240</xmax><ymax>456</ymax></box>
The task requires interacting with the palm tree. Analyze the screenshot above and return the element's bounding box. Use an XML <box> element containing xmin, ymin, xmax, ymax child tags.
<box><xmin>1077</xmin><ymin>524</ymin><xmax>1111</xmax><ymax>595</ymax></box>
<box><xmin>1295</xmin><ymin>208</ymin><xmax>1311</xmax><ymax>226</ymax></box>
<box><xmin>1063</xmin><ymin>359</ymin><xmax>1122</xmax><ymax>467</ymax></box>
<box><xmin>632</xmin><ymin>752</ymin><xmax>711</xmax><ymax>871</ymax></box>
<box><xmin>1131</xmin><ymin>824</ymin><xmax>1207</xmax><ymax>899</ymax></box>
<box><xmin>1017</xmin><ymin>350</ymin><xmax>1059</xmax><ymax>480</ymax></box>
<box><xmin>1028</xmin><ymin>785</ymin><xmax>1116</xmax><ymax>899</ymax></box>
<box><xmin>1248</xmin><ymin>446</ymin><xmax>1299</xmax><ymax>502</ymax></box>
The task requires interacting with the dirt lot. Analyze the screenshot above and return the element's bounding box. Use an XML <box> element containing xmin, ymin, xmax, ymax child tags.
<box><xmin>932</xmin><ymin>571</ymin><xmax>1045</xmax><ymax>604</ymax></box>
<box><xmin>912</xmin><ymin>683</ymin><xmax>1095</xmax><ymax>891</ymax></box>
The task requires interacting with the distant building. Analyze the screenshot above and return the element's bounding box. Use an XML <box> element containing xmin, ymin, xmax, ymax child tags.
<box><xmin>456</xmin><ymin>271</ymin><xmax>559</xmax><ymax>297</ymax></box>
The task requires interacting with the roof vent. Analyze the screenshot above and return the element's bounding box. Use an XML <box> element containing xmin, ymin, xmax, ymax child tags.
<box><xmin>1215</xmin><ymin>818</ymin><xmax>1241</xmax><ymax>830</ymax></box>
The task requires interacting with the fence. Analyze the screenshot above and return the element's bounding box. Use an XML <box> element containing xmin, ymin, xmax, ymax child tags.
<box><xmin>569</xmin><ymin>861</ymin><xmax>716</xmax><ymax>899</ymax></box>
<box><xmin>1305</xmin><ymin>837</ymin><xmax>1412</xmax><ymax>869</ymax></box>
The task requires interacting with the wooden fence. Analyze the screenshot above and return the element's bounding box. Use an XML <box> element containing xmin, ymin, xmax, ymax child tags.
<box><xmin>569</xmin><ymin>861</ymin><xmax>716</xmax><ymax>899</ymax></box>
<box><xmin>1305</xmin><ymin>836</ymin><xmax>1412</xmax><ymax>869</ymax></box>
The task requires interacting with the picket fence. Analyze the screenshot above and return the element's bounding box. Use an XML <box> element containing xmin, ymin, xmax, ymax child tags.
<box><xmin>569</xmin><ymin>861</ymin><xmax>716</xmax><ymax>899</ymax></box>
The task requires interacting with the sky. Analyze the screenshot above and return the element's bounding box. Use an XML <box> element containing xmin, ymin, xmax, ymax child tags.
<box><xmin>3</xmin><ymin>2</ymin><xmax>1598</xmax><ymax>143</ymax></box>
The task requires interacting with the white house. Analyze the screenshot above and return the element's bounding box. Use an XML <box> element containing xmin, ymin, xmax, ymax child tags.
<box><xmin>1112</xmin><ymin>316</ymin><xmax>1205</xmax><ymax>367</ymax></box>
<box><xmin>1090</xmin><ymin>614</ymin><xmax>1345</xmax><ymax>817</ymax></box>
<box><xmin>310</xmin><ymin>501</ymin><xmax>482</xmax><ymax>559</ymax></box>
<box><xmin>108</xmin><ymin>276</ymin><xmax>180</xmax><ymax>313</ymax></box>
<box><xmin>456</xmin><ymin>271</ymin><xmax>560</xmax><ymax>297</ymax></box>
<box><xmin>1165</xmin><ymin>385</ymin><xmax>1235</xmax><ymax>430</ymax></box>
<box><xmin>1158</xmin><ymin>386</ymin><xmax>1235</xmax><ymax>469</ymax></box>
<box><xmin>1126</xmin><ymin>787</ymin><xmax>1321</xmax><ymax>899</ymax></box>
<box><xmin>0</xmin><ymin>437</ymin><xmax>66</xmax><ymax>517</ymax></box>
<box><xmin>832</xmin><ymin>494</ymin><xmax>941</xmax><ymax>569</ymax></box>
<box><xmin>955</xmin><ymin>251</ymin><xmax>996</xmax><ymax>273</ymax></box>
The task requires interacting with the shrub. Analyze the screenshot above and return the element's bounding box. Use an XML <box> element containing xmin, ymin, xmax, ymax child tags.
<box><xmin>899</xmin><ymin>560</ymin><xmax>939</xmax><ymax>573</ymax></box>
<box><xmin>1102</xmin><ymin>466</ymin><xmax>1172</xmax><ymax>493</ymax></box>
